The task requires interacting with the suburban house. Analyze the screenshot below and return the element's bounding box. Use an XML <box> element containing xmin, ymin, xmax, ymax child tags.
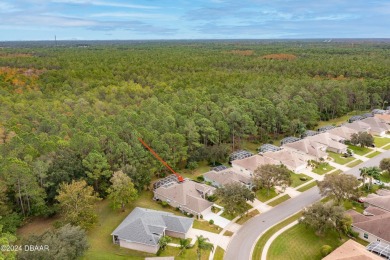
<box><xmin>375</xmin><ymin>113</ymin><xmax>390</xmax><ymax>124</ymax></box>
<box><xmin>344</xmin><ymin>120</ymin><xmax>371</xmax><ymax>133</ymax></box>
<box><xmin>282</xmin><ymin>139</ymin><xmax>328</xmax><ymax>161</ymax></box>
<box><xmin>203</xmin><ymin>167</ymin><xmax>253</xmax><ymax>188</ymax></box>
<box><xmin>361</xmin><ymin>117</ymin><xmax>390</xmax><ymax>136</ymax></box>
<box><xmin>323</xmin><ymin>239</ymin><xmax>382</xmax><ymax>260</ymax></box>
<box><xmin>327</xmin><ymin>126</ymin><xmax>359</xmax><ymax>140</ymax></box>
<box><xmin>231</xmin><ymin>154</ymin><xmax>279</xmax><ymax>176</ymax></box>
<box><xmin>307</xmin><ymin>132</ymin><xmax>348</xmax><ymax>154</ymax></box>
<box><xmin>263</xmin><ymin>149</ymin><xmax>308</xmax><ymax>173</ymax></box>
<box><xmin>111</xmin><ymin>207</ymin><xmax>193</xmax><ymax>253</ymax></box>
<box><xmin>346</xmin><ymin>190</ymin><xmax>390</xmax><ymax>248</ymax></box>
<box><xmin>153</xmin><ymin>180</ymin><xmax>215</xmax><ymax>217</ymax></box>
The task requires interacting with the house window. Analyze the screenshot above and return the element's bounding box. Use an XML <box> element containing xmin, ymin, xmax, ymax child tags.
<box><xmin>364</xmin><ymin>233</ymin><xmax>368</xmax><ymax>239</ymax></box>
<box><xmin>377</xmin><ymin>239</ymin><xmax>381</xmax><ymax>242</ymax></box>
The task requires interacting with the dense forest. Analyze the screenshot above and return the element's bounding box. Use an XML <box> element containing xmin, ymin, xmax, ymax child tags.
<box><xmin>0</xmin><ymin>40</ymin><xmax>390</xmax><ymax>236</ymax></box>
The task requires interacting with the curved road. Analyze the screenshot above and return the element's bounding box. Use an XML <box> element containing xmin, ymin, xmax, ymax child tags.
<box><xmin>225</xmin><ymin>149</ymin><xmax>390</xmax><ymax>260</ymax></box>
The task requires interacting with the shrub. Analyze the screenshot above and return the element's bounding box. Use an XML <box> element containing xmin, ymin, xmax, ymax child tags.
<box><xmin>299</xmin><ymin>177</ymin><xmax>307</xmax><ymax>181</ymax></box>
<box><xmin>197</xmin><ymin>176</ymin><xmax>205</xmax><ymax>182</ymax></box>
<box><xmin>188</xmin><ymin>213</ymin><xmax>194</xmax><ymax>218</ymax></box>
<box><xmin>349</xmin><ymin>230</ymin><xmax>359</xmax><ymax>238</ymax></box>
<box><xmin>161</xmin><ymin>201</ymin><xmax>168</xmax><ymax>207</ymax></box>
<box><xmin>200</xmin><ymin>215</ymin><xmax>203</xmax><ymax>219</ymax></box>
<box><xmin>209</xmin><ymin>219</ymin><xmax>214</xmax><ymax>225</ymax></box>
<box><xmin>187</xmin><ymin>161</ymin><xmax>198</xmax><ymax>170</ymax></box>
<box><xmin>321</xmin><ymin>245</ymin><xmax>332</xmax><ymax>256</ymax></box>
<box><xmin>207</xmin><ymin>194</ymin><xmax>217</xmax><ymax>202</ymax></box>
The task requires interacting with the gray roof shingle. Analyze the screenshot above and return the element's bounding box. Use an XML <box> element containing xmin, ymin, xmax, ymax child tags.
<box><xmin>112</xmin><ymin>207</ymin><xmax>193</xmax><ymax>246</ymax></box>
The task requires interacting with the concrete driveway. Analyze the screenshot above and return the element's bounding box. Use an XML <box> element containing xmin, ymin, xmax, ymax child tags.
<box><xmin>202</xmin><ymin>212</ymin><xmax>231</xmax><ymax>228</ymax></box>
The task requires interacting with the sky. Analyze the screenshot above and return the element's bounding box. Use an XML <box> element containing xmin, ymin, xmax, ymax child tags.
<box><xmin>0</xmin><ymin>0</ymin><xmax>389</xmax><ymax>41</ymax></box>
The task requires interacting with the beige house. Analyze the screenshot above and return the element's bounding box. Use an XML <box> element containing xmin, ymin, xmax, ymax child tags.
<box><xmin>375</xmin><ymin>113</ymin><xmax>390</xmax><ymax>124</ymax></box>
<box><xmin>307</xmin><ymin>132</ymin><xmax>348</xmax><ymax>154</ymax></box>
<box><xmin>322</xmin><ymin>239</ymin><xmax>382</xmax><ymax>260</ymax></box>
<box><xmin>231</xmin><ymin>154</ymin><xmax>279</xmax><ymax>176</ymax></box>
<box><xmin>111</xmin><ymin>207</ymin><xmax>193</xmax><ymax>253</ymax></box>
<box><xmin>153</xmin><ymin>180</ymin><xmax>215</xmax><ymax>217</ymax></box>
<box><xmin>203</xmin><ymin>167</ymin><xmax>253</xmax><ymax>188</ymax></box>
<box><xmin>283</xmin><ymin>139</ymin><xmax>328</xmax><ymax>160</ymax></box>
<box><xmin>328</xmin><ymin>126</ymin><xmax>359</xmax><ymax>140</ymax></box>
<box><xmin>263</xmin><ymin>149</ymin><xmax>308</xmax><ymax>173</ymax></box>
<box><xmin>361</xmin><ymin>117</ymin><xmax>390</xmax><ymax>136</ymax></box>
<box><xmin>344</xmin><ymin>121</ymin><xmax>371</xmax><ymax>133</ymax></box>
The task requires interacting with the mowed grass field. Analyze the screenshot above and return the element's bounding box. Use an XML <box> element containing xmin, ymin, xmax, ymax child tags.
<box><xmin>374</xmin><ymin>137</ymin><xmax>390</xmax><ymax>148</ymax></box>
<box><xmin>268</xmin><ymin>224</ymin><xmax>347</xmax><ymax>260</ymax></box>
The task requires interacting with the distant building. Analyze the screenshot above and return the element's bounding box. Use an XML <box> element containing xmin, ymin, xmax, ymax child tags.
<box><xmin>307</xmin><ymin>132</ymin><xmax>348</xmax><ymax>154</ymax></box>
<box><xmin>327</xmin><ymin>126</ymin><xmax>359</xmax><ymax>140</ymax></box>
<box><xmin>111</xmin><ymin>207</ymin><xmax>193</xmax><ymax>253</ymax></box>
<box><xmin>258</xmin><ymin>143</ymin><xmax>282</xmax><ymax>153</ymax></box>
<box><xmin>231</xmin><ymin>154</ymin><xmax>279</xmax><ymax>176</ymax></box>
<box><xmin>361</xmin><ymin>117</ymin><xmax>390</xmax><ymax>136</ymax></box>
<box><xmin>263</xmin><ymin>149</ymin><xmax>308</xmax><ymax>173</ymax></box>
<box><xmin>283</xmin><ymin>139</ymin><xmax>328</xmax><ymax>160</ymax></box>
<box><xmin>229</xmin><ymin>150</ymin><xmax>254</xmax><ymax>161</ymax></box>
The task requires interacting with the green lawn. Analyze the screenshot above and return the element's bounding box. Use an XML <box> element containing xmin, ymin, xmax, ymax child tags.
<box><xmin>180</xmin><ymin>160</ymin><xmax>212</xmax><ymax>179</ymax></box>
<box><xmin>290</xmin><ymin>173</ymin><xmax>312</xmax><ymax>188</ymax></box>
<box><xmin>312</xmin><ymin>163</ymin><xmax>335</xmax><ymax>175</ymax></box>
<box><xmin>343</xmin><ymin>200</ymin><xmax>365</xmax><ymax>214</ymax></box>
<box><xmin>374</xmin><ymin>137</ymin><xmax>390</xmax><ymax>148</ymax></box>
<box><xmin>383</xmin><ymin>144</ymin><xmax>390</xmax><ymax>150</ymax></box>
<box><xmin>214</xmin><ymin>246</ymin><xmax>225</xmax><ymax>260</ymax></box>
<box><xmin>346</xmin><ymin>159</ymin><xmax>363</xmax><ymax>168</ymax></box>
<box><xmin>193</xmin><ymin>220</ymin><xmax>222</xmax><ymax>234</ymax></box>
<box><xmin>160</xmin><ymin>242</ymin><xmax>210</xmax><ymax>260</ymax></box>
<box><xmin>380</xmin><ymin>171</ymin><xmax>390</xmax><ymax>183</ymax></box>
<box><xmin>220</xmin><ymin>203</ymin><xmax>252</xmax><ymax>220</ymax></box>
<box><xmin>236</xmin><ymin>210</ymin><xmax>260</xmax><ymax>225</ymax></box>
<box><xmin>267</xmin><ymin>224</ymin><xmax>347</xmax><ymax>260</ymax></box>
<box><xmin>328</xmin><ymin>152</ymin><xmax>355</xmax><ymax>165</ymax></box>
<box><xmin>332</xmin><ymin>169</ymin><xmax>343</xmax><ymax>175</ymax></box>
<box><xmin>348</xmin><ymin>145</ymin><xmax>372</xmax><ymax>156</ymax></box>
<box><xmin>242</xmin><ymin>140</ymin><xmax>261</xmax><ymax>154</ymax></box>
<box><xmin>256</xmin><ymin>188</ymin><xmax>278</xmax><ymax>202</ymax></box>
<box><xmin>267</xmin><ymin>194</ymin><xmax>291</xmax><ymax>207</ymax></box>
<box><xmin>297</xmin><ymin>181</ymin><xmax>318</xmax><ymax>192</ymax></box>
<box><xmin>252</xmin><ymin>212</ymin><xmax>302</xmax><ymax>260</ymax></box>
<box><xmin>366</xmin><ymin>151</ymin><xmax>381</xmax><ymax>158</ymax></box>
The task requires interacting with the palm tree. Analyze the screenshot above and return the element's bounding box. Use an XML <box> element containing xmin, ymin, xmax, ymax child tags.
<box><xmin>359</xmin><ymin>167</ymin><xmax>368</xmax><ymax>186</ymax></box>
<box><xmin>178</xmin><ymin>238</ymin><xmax>191</xmax><ymax>256</ymax></box>
<box><xmin>366</xmin><ymin>167</ymin><xmax>381</xmax><ymax>189</ymax></box>
<box><xmin>158</xmin><ymin>235</ymin><xmax>171</xmax><ymax>251</ymax></box>
<box><xmin>196</xmin><ymin>235</ymin><xmax>214</xmax><ymax>260</ymax></box>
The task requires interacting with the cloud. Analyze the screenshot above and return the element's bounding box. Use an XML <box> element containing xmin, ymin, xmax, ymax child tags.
<box><xmin>51</xmin><ymin>0</ymin><xmax>159</xmax><ymax>9</ymax></box>
<box><xmin>89</xmin><ymin>12</ymin><xmax>172</xmax><ymax>20</ymax></box>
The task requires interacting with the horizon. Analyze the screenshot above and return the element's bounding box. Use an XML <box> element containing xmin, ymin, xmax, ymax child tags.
<box><xmin>1</xmin><ymin>0</ymin><xmax>389</xmax><ymax>41</ymax></box>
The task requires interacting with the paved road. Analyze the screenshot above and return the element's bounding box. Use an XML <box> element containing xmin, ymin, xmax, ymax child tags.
<box><xmin>345</xmin><ymin>149</ymin><xmax>390</xmax><ymax>178</ymax></box>
<box><xmin>225</xmin><ymin>150</ymin><xmax>390</xmax><ymax>260</ymax></box>
<box><xmin>225</xmin><ymin>187</ymin><xmax>321</xmax><ymax>260</ymax></box>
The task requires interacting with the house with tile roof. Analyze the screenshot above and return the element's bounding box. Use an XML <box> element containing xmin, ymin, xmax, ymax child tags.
<box><xmin>322</xmin><ymin>239</ymin><xmax>382</xmax><ymax>260</ymax></box>
<box><xmin>282</xmin><ymin>139</ymin><xmax>328</xmax><ymax>161</ymax></box>
<box><xmin>111</xmin><ymin>207</ymin><xmax>193</xmax><ymax>253</ymax></box>
<box><xmin>203</xmin><ymin>167</ymin><xmax>253</xmax><ymax>188</ymax></box>
<box><xmin>307</xmin><ymin>132</ymin><xmax>348</xmax><ymax>154</ymax></box>
<box><xmin>231</xmin><ymin>154</ymin><xmax>279</xmax><ymax>177</ymax></box>
<box><xmin>344</xmin><ymin>121</ymin><xmax>371</xmax><ymax>133</ymax></box>
<box><xmin>262</xmin><ymin>149</ymin><xmax>309</xmax><ymax>173</ymax></box>
<box><xmin>328</xmin><ymin>126</ymin><xmax>359</xmax><ymax>140</ymax></box>
<box><xmin>361</xmin><ymin>117</ymin><xmax>390</xmax><ymax>136</ymax></box>
<box><xmin>153</xmin><ymin>180</ymin><xmax>215</xmax><ymax>218</ymax></box>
